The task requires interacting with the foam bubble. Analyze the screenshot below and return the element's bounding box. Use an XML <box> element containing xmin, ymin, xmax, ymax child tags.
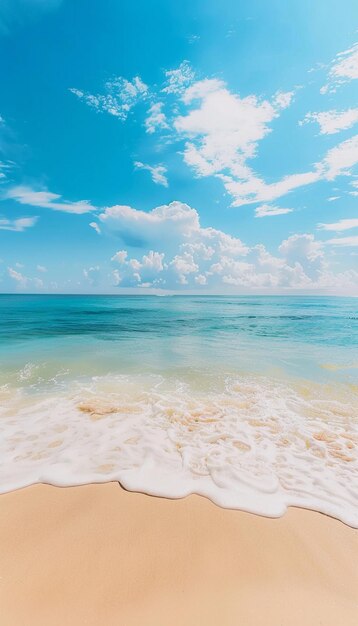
<box><xmin>0</xmin><ymin>373</ymin><xmax>357</xmax><ymax>526</ymax></box>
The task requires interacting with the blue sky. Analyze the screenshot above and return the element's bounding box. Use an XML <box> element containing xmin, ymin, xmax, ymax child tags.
<box><xmin>0</xmin><ymin>0</ymin><xmax>357</xmax><ymax>294</ymax></box>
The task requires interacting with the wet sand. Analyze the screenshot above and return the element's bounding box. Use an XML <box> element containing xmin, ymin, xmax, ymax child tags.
<box><xmin>0</xmin><ymin>482</ymin><xmax>357</xmax><ymax>626</ymax></box>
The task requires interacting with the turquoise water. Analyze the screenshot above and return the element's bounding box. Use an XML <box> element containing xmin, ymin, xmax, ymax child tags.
<box><xmin>0</xmin><ymin>295</ymin><xmax>357</xmax><ymax>525</ymax></box>
<box><xmin>1</xmin><ymin>295</ymin><xmax>357</xmax><ymax>383</ymax></box>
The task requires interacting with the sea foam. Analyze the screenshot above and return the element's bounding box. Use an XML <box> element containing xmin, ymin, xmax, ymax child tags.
<box><xmin>1</xmin><ymin>372</ymin><xmax>357</xmax><ymax>527</ymax></box>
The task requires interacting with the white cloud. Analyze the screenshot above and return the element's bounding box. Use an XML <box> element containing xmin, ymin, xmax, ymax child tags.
<box><xmin>162</xmin><ymin>61</ymin><xmax>195</xmax><ymax>94</ymax></box>
<box><xmin>70</xmin><ymin>76</ymin><xmax>148</xmax><ymax>120</ymax></box>
<box><xmin>8</xmin><ymin>266</ymin><xmax>28</xmax><ymax>285</ymax></box>
<box><xmin>99</xmin><ymin>200</ymin><xmax>358</xmax><ymax>293</ymax></box>
<box><xmin>195</xmin><ymin>274</ymin><xmax>207</xmax><ymax>285</ymax></box>
<box><xmin>170</xmin><ymin>252</ymin><xmax>198</xmax><ymax>284</ymax></box>
<box><xmin>100</xmin><ymin>201</ymin><xmax>200</xmax><ymax>247</ymax></box>
<box><xmin>350</xmin><ymin>179</ymin><xmax>358</xmax><ymax>196</ymax></box>
<box><xmin>134</xmin><ymin>161</ymin><xmax>168</xmax><ymax>187</ymax></box>
<box><xmin>89</xmin><ymin>221</ymin><xmax>101</xmax><ymax>234</ymax></box>
<box><xmin>273</xmin><ymin>91</ymin><xmax>295</xmax><ymax>109</ymax></box>
<box><xmin>301</xmin><ymin>108</ymin><xmax>358</xmax><ymax>134</ymax></box>
<box><xmin>321</xmin><ymin>42</ymin><xmax>358</xmax><ymax>94</ymax></box>
<box><xmin>111</xmin><ymin>250</ymin><xmax>128</xmax><ymax>264</ymax></box>
<box><xmin>165</xmin><ymin>72</ymin><xmax>358</xmax><ymax>208</ymax></box>
<box><xmin>0</xmin><ymin>215</ymin><xmax>38</xmax><ymax>231</ymax></box>
<box><xmin>145</xmin><ymin>102</ymin><xmax>169</xmax><ymax>134</ymax></box>
<box><xmin>175</xmin><ymin>78</ymin><xmax>280</xmax><ymax>180</ymax></box>
<box><xmin>36</xmin><ymin>265</ymin><xmax>47</xmax><ymax>272</ymax></box>
<box><xmin>141</xmin><ymin>250</ymin><xmax>165</xmax><ymax>271</ymax></box>
<box><xmin>171</xmin><ymin>77</ymin><xmax>340</xmax><ymax>208</ymax></box>
<box><xmin>255</xmin><ymin>204</ymin><xmax>293</xmax><ymax>218</ymax></box>
<box><xmin>7</xmin><ymin>265</ymin><xmax>46</xmax><ymax>290</ymax></box>
<box><xmin>83</xmin><ymin>266</ymin><xmax>100</xmax><ymax>286</ymax></box>
<box><xmin>318</xmin><ymin>218</ymin><xmax>358</xmax><ymax>232</ymax></box>
<box><xmin>221</xmin><ymin>134</ymin><xmax>358</xmax><ymax>206</ymax></box>
<box><xmin>325</xmin><ymin>236</ymin><xmax>358</xmax><ymax>247</ymax></box>
<box><xmin>222</xmin><ymin>170</ymin><xmax>321</xmax><ymax>207</ymax></box>
<box><xmin>5</xmin><ymin>185</ymin><xmax>95</xmax><ymax>214</ymax></box>
<box><xmin>112</xmin><ymin>269</ymin><xmax>121</xmax><ymax>286</ymax></box>
<box><xmin>323</xmin><ymin>134</ymin><xmax>358</xmax><ymax>180</ymax></box>
<box><xmin>0</xmin><ymin>159</ymin><xmax>13</xmax><ymax>182</ymax></box>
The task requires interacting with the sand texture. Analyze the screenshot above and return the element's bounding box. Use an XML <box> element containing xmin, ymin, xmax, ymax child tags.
<box><xmin>0</xmin><ymin>482</ymin><xmax>357</xmax><ymax>626</ymax></box>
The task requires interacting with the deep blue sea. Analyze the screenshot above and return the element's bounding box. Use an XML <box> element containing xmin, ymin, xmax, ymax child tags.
<box><xmin>0</xmin><ymin>295</ymin><xmax>357</xmax><ymax>525</ymax></box>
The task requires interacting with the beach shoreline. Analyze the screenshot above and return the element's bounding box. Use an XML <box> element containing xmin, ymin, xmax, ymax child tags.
<box><xmin>1</xmin><ymin>482</ymin><xmax>357</xmax><ymax>626</ymax></box>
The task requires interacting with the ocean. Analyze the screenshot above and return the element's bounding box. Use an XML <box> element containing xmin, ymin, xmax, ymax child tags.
<box><xmin>0</xmin><ymin>294</ymin><xmax>357</xmax><ymax>525</ymax></box>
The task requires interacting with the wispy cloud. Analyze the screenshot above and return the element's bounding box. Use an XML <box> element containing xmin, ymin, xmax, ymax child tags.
<box><xmin>83</xmin><ymin>266</ymin><xmax>100</xmax><ymax>286</ymax></box>
<box><xmin>144</xmin><ymin>102</ymin><xmax>169</xmax><ymax>134</ymax></box>
<box><xmin>301</xmin><ymin>108</ymin><xmax>358</xmax><ymax>135</ymax></box>
<box><xmin>318</xmin><ymin>218</ymin><xmax>358</xmax><ymax>232</ymax></box>
<box><xmin>255</xmin><ymin>204</ymin><xmax>293</xmax><ymax>218</ymax></box>
<box><xmin>134</xmin><ymin>161</ymin><xmax>168</xmax><ymax>187</ymax></box>
<box><xmin>321</xmin><ymin>42</ymin><xmax>358</xmax><ymax>94</ymax></box>
<box><xmin>325</xmin><ymin>236</ymin><xmax>358</xmax><ymax>247</ymax></box>
<box><xmin>162</xmin><ymin>61</ymin><xmax>195</xmax><ymax>95</ymax></box>
<box><xmin>89</xmin><ymin>221</ymin><xmax>101</xmax><ymax>234</ymax></box>
<box><xmin>5</xmin><ymin>185</ymin><xmax>96</xmax><ymax>214</ymax></box>
<box><xmin>70</xmin><ymin>76</ymin><xmax>148</xmax><ymax>121</ymax></box>
<box><xmin>323</xmin><ymin>134</ymin><xmax>358</xmax><ymax>180</ymax></box>
<box><xmin>0</xmin><ymin>215</ymin><xmax>38</xmax><ymax>231</ymax></box>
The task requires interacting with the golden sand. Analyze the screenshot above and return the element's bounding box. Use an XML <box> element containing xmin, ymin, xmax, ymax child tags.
<box><xmin>0</xmin><ymin>483</ymin><xmax>357</xmax><ymax>626</ymax></box>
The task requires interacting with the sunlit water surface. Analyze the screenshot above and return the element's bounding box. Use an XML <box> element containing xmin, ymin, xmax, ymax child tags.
<box><xmin>0</xmin><ymin>295</ymin><xmax>357</xmax><ymax>526</ymax></box>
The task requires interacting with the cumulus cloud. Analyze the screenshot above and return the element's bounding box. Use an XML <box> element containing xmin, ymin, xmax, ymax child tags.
<box><xmin>111</xmin><ymin>250</ymin><xmax>128</xmax><ymax>264</ymax></box>
<box><xmin>0</xmin><ymin>215</ymin><xmax>38</xmax><ymax>231</ymax></box>
<box><xmin>67</xmin><ymin>62</ymin><xmax>357</xmax><ymax>213</ymax></box>
<box><xmin>5</xmin><ymin>185</ymin><xmax>95</xmax><ymax>214</ymax></box>
<box><xmin>36</xmin><ymin>264</ymin><xmax>47</xmax><ymax>272</ymax></box>
<box><xmin>134</xmin><ymin>161</ymin><xmax>168</xmax><ymax>186</ymax></box>
<box><xmin>145</xmin><ymin>102</ymin><xmax>169</xmax><ymax>134</ymax></box>
<box><xmin>171</xmin><ymin>77</ymin><xmax>340</xmax><ymax>207</ymax></box>
<box><xmin>70</xmin><ymin>76</ymin><xmax>148</xmax><ymax>120</ymax></box>
<box><xmin>100</xmin><ymin>200</ymin><xmax>357</xmax><ymax>293</ymax></box>
<box><xmin>321</xmin><ymin>42</ymin><xmax>358</xmax><ymax>94</ymax></box>
<box><xmin>164</xmin><ymin>72</ymin><xmax>358</xmax><ymax>208</ymax></box>
<box><xmin>301</xmin><ymin>108</ymin><xmax>358</xmax><ymax>134</ymax></box>
<box><xmin>174</xmin><ymin>78</ymin><xmax>281</xmax><ymax>180</ymax></box>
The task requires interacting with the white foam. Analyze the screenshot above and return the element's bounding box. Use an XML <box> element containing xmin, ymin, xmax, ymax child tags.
<box><xmin>0</xmin><ymin>373</ymin><xmax>357</xmax><ymax>526</ymax></box>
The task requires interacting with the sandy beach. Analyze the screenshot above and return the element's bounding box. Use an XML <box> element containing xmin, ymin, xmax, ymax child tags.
<box><xmin>0</xmin><ymin>483</ymin><xmax>357</xmax><ymax>626</ymax></box>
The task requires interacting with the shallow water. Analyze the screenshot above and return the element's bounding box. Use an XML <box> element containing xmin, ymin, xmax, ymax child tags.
<box><xmin>0</xmin><ymin>295</ymin><xmax>357</xmax><ymax>525</ymax></box>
